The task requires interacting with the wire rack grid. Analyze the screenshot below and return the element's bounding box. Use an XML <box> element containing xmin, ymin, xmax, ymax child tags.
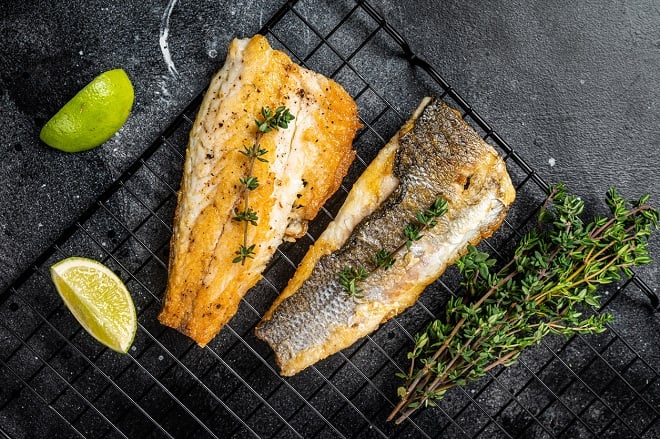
<box><xmin>1</xmin><ymin>0</ymin><xmax>659</xmax><ymax>438</ymax></box>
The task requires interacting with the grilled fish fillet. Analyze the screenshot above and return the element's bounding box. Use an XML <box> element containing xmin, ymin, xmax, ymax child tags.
<box><xmin>159</xmin><ymin>35</ymin><xmax>360</xmax><ymax>346</ymax></box>
<box><xmin>255</xmin><ymin>97</ymin><xmax>516</xmax><ymax>376</ymax></box>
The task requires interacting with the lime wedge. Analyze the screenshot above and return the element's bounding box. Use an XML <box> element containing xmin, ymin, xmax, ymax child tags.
<box><xmin>50</xmin><ymin>257</ymin><xmax>137</xmax><ymax>353</ymax></box>
<box><xmin>40</xmin><ymin>69</ymin><xmax>134</xmax><ymax>152</ymax></box>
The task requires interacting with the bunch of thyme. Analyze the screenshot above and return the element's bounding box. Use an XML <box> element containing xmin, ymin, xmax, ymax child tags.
<box><xmin>232</xmin><ymin>106</ymin><xmax>295</xmax><ymax>264</ymax></box>
<box><xmin>388</xmin><ymin>184</ymin><xmax>658</xmax><ymax>424</ymax></box>
<box><xmin>338</xmin><ymin>196</ymin><xmax>448</xmax><ymax>300</ymax></box>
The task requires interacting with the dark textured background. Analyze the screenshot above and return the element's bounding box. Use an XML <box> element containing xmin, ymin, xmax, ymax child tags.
<box><xmin>1</xmin><ymin>0</ymin><xmax>659</xmax><ymax>437</ymax></box>
<box><xmin>2</xmin><ymin>0</ymin><xmax>658</xmax><ymax>300</ymax></box>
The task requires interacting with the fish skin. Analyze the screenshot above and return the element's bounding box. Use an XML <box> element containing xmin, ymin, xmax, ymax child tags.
<box><xmin>255</xmin><ymin>97</ymin><xmax>516</xmax><ymax>376</ymax></box>
<box><xmin>158</xmin><ymin>35</ymin><xmax>360</xmax><ymax>346</ymax></box>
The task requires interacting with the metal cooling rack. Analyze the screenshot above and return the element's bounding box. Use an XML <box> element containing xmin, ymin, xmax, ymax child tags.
<box><xmin>1</xmin><ymin>0</ymin><xmax>659</xmax><ymax>438</ymax></box>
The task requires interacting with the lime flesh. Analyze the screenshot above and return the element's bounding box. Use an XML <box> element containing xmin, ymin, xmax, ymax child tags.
<box><xmin>50</xmin><ymin>257</ymin><xmax>137</xmax><ymax>353</ymax></box>
<box><xmin>40</xmin><ymin>69</ymin><xmax>134</xmax><ymax>152</ymax></box>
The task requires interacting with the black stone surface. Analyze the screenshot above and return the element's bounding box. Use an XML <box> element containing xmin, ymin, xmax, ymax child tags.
<box><xmin>2</xmin><ymin>2</ymin><xmax>659</xmax><ymax>299</ymax></box>
<box><xmin>3</xmin><ymin>0</ymin><xmax>658</xmax><ymax>291</ymax></box>
<box><xmin>1</xmin><ymin>0</ymin><xmax>659</xmax><ymax>438</ymax></box>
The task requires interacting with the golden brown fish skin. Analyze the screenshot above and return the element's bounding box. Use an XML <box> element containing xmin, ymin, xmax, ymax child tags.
<box><xmin>158</xmin><ymin>35</ymin><xmax>360</xmax><ymax>346</ymax></box>
<box><xmin>255</xmin><ymin>97</ymin><xmax>516</xmax><ymax>376</ymax></box>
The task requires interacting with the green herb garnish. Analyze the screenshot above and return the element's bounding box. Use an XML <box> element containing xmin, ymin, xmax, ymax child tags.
<box><xmin>338</xmin><ymin>266</ymin><xmax>370</xmax><ymax>301</ymax></box>
<box><xmin>338</xmin><ymin>196</ymin><xmax>448</xmax><ymax>299</ymax></box>
<box><xmin>372</xmin><ymin>249</ymin><xmax>396</xmax><ymax>270</ymax></box>
<box><xmin>388</xmin><ymin>184</ymin><xmax>658</xmax><ymax>424</ymax></box>
<box><xmin>233</xmin><ymin>106</ymin><xmax>295</xmax><ymax>265</ymax></box>
<box><xmin>255</xmin><ymin>106</ymin><xmax>295</xmax><ymax>133</ymax></box>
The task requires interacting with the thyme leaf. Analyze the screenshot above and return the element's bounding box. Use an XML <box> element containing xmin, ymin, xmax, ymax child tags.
<box><xmin>255</xmin><ymin>106</ymin><xmax>295</xmax><ymax>133</ymax></box>
<box><xmin>338</xmin><ymin>266</ymin><xmax>369</xmax><ymax>301</ymax></box>
<box><xmin>232</xmin><ymin>244</ymin><xmax>256</xmax><ymax>264</ymax></box>
<box><xmin>239</xmin><ymin>175</ymin><xmax>260</xmax><ymax>191</ymax></box>
<box><xmin>373</xmin><ymin>249</ymin><xmax>396</xmax><ymax>270</ymax></box>
<box><xmin>403</xmin><ymin>224</ymin><xmax>422</xmax><ymax>248</ymax></box>
<box><xmin>233</xmin><ymin>208</ymin><xmax>258</xmax><ymax>226</ymax></box>
<box><xmin>240</xmin><ymin>144</ymin><xmax>269</xmax><ymax>162</ymax></box>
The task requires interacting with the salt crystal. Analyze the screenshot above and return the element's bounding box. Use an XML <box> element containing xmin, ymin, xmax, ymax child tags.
<box><xmin>548</xmin><ymin>157</ymin><xmax>556</xmax><ymax>167</ymax></box>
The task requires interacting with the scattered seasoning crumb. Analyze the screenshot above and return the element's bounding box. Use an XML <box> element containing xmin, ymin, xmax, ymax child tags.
<box><xmin>548</xmin><ymin>157</ymin><xmax>556</xmax><ymax>167</ymax></box>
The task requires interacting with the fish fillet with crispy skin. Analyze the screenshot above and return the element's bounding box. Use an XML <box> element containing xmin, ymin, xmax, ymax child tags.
<box><xmin>159</xmin><ymin>35</ymin><xmax>361</xmax><ymax>346</ymax></box>
<box><xmin>255</xmin><ymin>97</ymin><xmax>516</xmax><ymax>376</ymax></box>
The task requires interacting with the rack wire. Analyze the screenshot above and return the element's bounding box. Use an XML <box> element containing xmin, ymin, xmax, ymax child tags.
<box><xmin>1</xmin><ymin>0</ymin><xmax>659</xmax><ymax>437</ymax></box>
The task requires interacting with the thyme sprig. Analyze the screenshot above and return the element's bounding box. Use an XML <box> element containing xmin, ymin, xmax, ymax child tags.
<box><xmin>338</xmin><ymin>196</ymin><xmax>448</xmax><ymax>299</ymax></box>
<box><xmin>372</xmin><ymin>249</ymin><xmax>396</xmax><ymax>270</ymax></box>
<box><xmin>255</xmin><ymin>106</ymin><xmax>295</xmax><ymax>132</ymax></box>
<box><xmin>388</xmin><ymin>184</ymin><xmax>658</xmax><ymax>424</ymax></box>
<box><xmin>338</xmin><ymin>266</ymin><xmax>369</xmax><ymax>300</ymax></box>
<box><xmin>232</xmin><ymin>106</ymin><xmax>295</xmax><ymax>264</ymax></box>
